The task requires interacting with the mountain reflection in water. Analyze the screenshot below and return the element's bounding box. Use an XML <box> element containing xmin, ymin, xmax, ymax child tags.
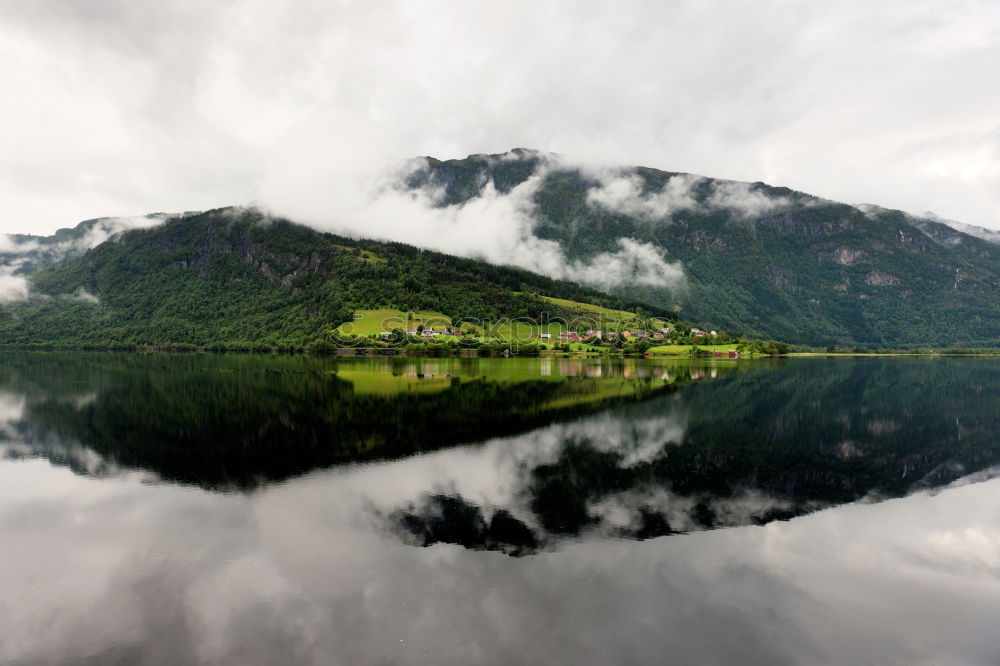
<box><xmin>0</xmin><ymin>353</ymin><xmax>717</xmax><ymax>489</ymax></box>
<box><xmin>0</xmin><ymin>353</ymin><xmax>999</xmax><ymax>664</ymax></box>
<box><xmin>387</xmin><ymin>356</ymin><xmax>1000</xmax><ymax>554</ymax></box>
<box><xmin>1</xmin><ymin>353</ymin><xmax>998</xmax><ymax>556</ymax></box>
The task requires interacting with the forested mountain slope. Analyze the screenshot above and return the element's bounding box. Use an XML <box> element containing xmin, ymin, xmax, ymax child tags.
<box><xmin>0</xmin><ymin>207</ymin><xmax>672</xmax><ymax>349</ymax></box>
<box><xmin>406</xmin><ymin>150</ymin><xmax>1000</xmax><ymax>346</ymax></box>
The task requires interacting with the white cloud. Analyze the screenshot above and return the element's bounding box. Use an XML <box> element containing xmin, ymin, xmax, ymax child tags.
<box><xmin>0</xmin><ymin>267</ymin><xmax>30</xmax><ymax>303</ymax></box>
<box><xmin>586</xmin><ymin>172</ymin><xmax>701</xmax><ymax>221</ymax></box>
<box><xmin>708</xmin><ymin>181</ymin><xmax>790</xmax><ymax>219</ymax></box>
<box><xmin>0</xmin><ymin>213</ymin><xmax>171</xmax><ymax>302</ymax></box>
<box><xmin>1</xmin><ymin>1</ymin><xmax>1000</xmax><ymax>235</ymax></box>
<box><xmin>0</xmin><ymin>235</ymin><xmax>34</xmax><ymax>253</ymax></box>
<box><xmin>567</xmin><ymin>238</ymin><xmax>685</xmax><ymax>292</ymax></box>
<box><xmin>585</xmin><ymin>170</ymin><xmax>794</xmax><ymax>222</ymax></box>
<box><xmin>260</xmin><ymin>145</ymin><xmax>686</xmax><ymax>291</ymax></box>
<box><xmin>72</xmin><ymin>288</ymin><xmax>99</xmax><ymax>304</ymax></box>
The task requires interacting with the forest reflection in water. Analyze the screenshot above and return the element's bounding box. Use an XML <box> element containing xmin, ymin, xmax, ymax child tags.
<box><xmin>0</xmin><ymin>353</ymin><xmax>999</xmax><ymax>664</ymax></box>
<box><xmin>0</xmin><ymin>352</ymin><xmax>740</xmax><ymax>488</ymax></box>
<box><xmin>1</xmin><ymin>353</ymin><xmax>998</xmax><ymax>552</ymax></box>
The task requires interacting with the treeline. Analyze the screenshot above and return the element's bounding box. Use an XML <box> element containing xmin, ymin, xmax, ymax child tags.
<box><xmin>791</xmin><ymin>344</ymin><xmax>1000</xmax><ymax>355</ymax></box>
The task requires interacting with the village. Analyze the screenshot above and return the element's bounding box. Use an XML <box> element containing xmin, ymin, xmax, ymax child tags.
<box><xmin>381</xmin><ymin>324</ymin><xmax>723</xmax><ymax>343</ymax></box>
<box><xmin>355</xmin><ymin>318</ymin><xmax>743</xmax><ymax>358</ymax></box>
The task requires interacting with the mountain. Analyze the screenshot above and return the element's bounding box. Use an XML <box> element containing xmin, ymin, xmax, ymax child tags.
<box><xmin>405</xmin><ymin>150</ymin><xmax>1000</xmax><ymax>347</ymax></box>
<box><xmin>0</xmin><ymin>207</ymin><xmax>674</xmax><ymax>349</ymax></box>
<box><xmin>929</xmin><ymin>217</ymin><xmax>1000</xmax><ymax>245</ymax></box>
<box><xmin>3</xmin><ymin>151</ymin><xmax>997</xmax><ymax>349</ymax></box>
<box><xmin>0</xmin><ymin>213</ymin><xmax>185</xmax><ymax>275</ymax></box>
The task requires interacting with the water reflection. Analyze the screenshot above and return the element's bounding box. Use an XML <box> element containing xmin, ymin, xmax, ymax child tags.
<box><xmin>381</xmin><ymin>357</ymin><xmax>1000</xmax><ymax>554</ymax></box>
<box><xmin>1</xmin><ymin>354</ymin><xmax>999</xmax><ymax>664</ymax></box>
<box><xmin>2</xmin><ymin>354</ymin><xmax>999</xmax><ymax>554</ymax></box>
<box><xmin>0</xmin><ymin>353</ymin><xmax>733</xmax><ymax>490</ymax></box>
<box><xmin>1</xmin><ymin>439</ymin><xmax>998</xmax><ymax>664</ymax></box>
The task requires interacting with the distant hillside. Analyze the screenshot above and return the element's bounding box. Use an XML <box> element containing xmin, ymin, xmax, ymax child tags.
<box><xmin>405</xmin><ymin>150</ymin><xmax>1000</xmax><ymax>346</ymax></box>
<box><xmin>0</xmin><ymin>207</ymin><xmax>674</xmax><ymax>349</ymax></box>
<box><xmin>0</xmin><ymin>213</ymin><xmax>184</xmax><ymax>275</ymax></box>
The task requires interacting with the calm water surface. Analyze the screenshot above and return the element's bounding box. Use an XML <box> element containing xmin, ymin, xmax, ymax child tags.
<box><xmin>0</xmin><ymin>353</ymin><xmax>998</xmax><ymax>665</ymax></box>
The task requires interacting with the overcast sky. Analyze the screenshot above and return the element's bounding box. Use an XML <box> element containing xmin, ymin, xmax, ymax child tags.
<box><xmin>1</xmin><ymin>0</ymin><xmax>998</xmax><ymax>235</ymax></box>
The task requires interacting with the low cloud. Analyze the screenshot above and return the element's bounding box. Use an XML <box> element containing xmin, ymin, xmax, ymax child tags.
<box><xmin>586</xmin><ymin>168</ymin><xmax>791</xmax><ymax>222</ymax></box>
<box><xmin>71</xmin><ymin>288</ymin><xmax>99</xmax><ymax>304</ymax></box>
<box><xmin>567</xmin><ymin>238</ymin><xmax>685</xmax><ymax>292</ymax></box>
<box><xmin>586</xmin><ymin>172</ymin><xmax>701</xmax><ymax>221</ymax></box>
<box><xmin>260</xmin><ymin>147</ymin><xmax>687</xmax><ymax>294</ymax></box>
<box><xmin>0</xmin><ymin>271</ymin><xmax>30</xmax><ymax>304</ymax></box>
<box><xmin>0</xmin><ymin>214</ymin><xmax>172</xmax><ymax>303</ymax></box>
<box><xmin>61</xmin><ymin>214</ymin><xmax>172</xmax><ymax>253</ymax></box>
<box><xmin>708</xmin><ymin>181</ymin><xmax>790</xmax><ymax>218</ymax></box>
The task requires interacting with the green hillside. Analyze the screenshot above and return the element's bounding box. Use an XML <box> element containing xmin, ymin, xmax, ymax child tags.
<box><xmin>0</xmin><ymin>207</ymin><xmax>676</xmax><ymax>350</ymax></box>
<box><xmin>408</xmin><ymin>150</ymin><xmax>1000</xmax><ymax>347</ymax></box>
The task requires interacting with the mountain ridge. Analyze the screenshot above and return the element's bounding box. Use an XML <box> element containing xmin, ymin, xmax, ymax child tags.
<box><xmin>2</xmin><ymin>150</ymin><xmax>998</xmax><ymax>348</ymax></box>
<box><xmin>401</xmin><ymin>150</ymin><xmax>1000</xmax><ymax>346</ymax></box>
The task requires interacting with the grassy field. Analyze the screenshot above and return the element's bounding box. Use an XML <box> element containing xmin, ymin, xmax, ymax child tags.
<box><xmin>535</xmin><ymin>296</ymin><xmax>666</xmax><ymax>328</ymax></box>
<box><xmin>645</xmin><ymin>344</ymin><xmax>736</xmax><ymax>355</ymax></box>
<box><xmin>338</xmin><ymin>297</ymin><xmax>671</xmax><ymax>345</ymax></box>
<box><xmin>537</xmin><ymin>295</ymin><xmax>636</xmax><ymax>319</ymax></box>
<box><xmin>488</xmin><ymin>321</ymin><xmax>564</xmax><ymax>341</ymax></box>
<box><xmin>335</xmin><ymin>309</ymin><xmax>453</xmax><ymax>336</ymax></box>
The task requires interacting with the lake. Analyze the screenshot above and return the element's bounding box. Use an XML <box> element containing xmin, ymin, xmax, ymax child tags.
<box><xmin>0</xmin><ymin>353</ymin><xmax>998</xmax><ymax>665</ymax></box>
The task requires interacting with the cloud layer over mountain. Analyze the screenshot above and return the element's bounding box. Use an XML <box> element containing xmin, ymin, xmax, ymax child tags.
<box><xmin>260</xmin><ymin>149</ymin><xmax>687</xmax><ymax>291</ymax></box>
<box><xmin>1</xmin><ymin>0</ymin><xmax>999</xmax><ymax>236</ymax></box>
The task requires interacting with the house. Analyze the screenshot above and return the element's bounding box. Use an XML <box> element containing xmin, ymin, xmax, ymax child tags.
<box><xmin>653</xmin><ymin>333</ymin><xmax>665</xmax><ymax>340</ymax></box>
<box><xmin>539</xmin><ymin>332</ymin><xmax>552</xmax><ymax>339</ymax></box>
<box><xmin>728</xmin><ymin>350</ymin><xmax>739</xmax><ymax>358</ymax></box>
<box><xmin>585</xmin><ymin>330</ymin><xmax>603</xmax><ymax>339</ymax></box>
<box><xmin>558</xmin><ymin>332</ymin><xmax>579</xmax><ymax>342</ymax></box>
<box><xmin>690</xmin><ymin>328</ymin><xmax>708</xmax><ymax>338</ymax></box>
<box><xmin>379</xmin><ymin>332</ymin><xmax>393</xmax><ymax>339</ymax></box>
<box><xmin>406</xmin><ymin>328</ymin><xmax>417</xmax><ymax>336</ymax></box>
<box><xmin>421</xmin><ymin>329</ymin><xmax>436</xmax><ymax>338</ymax></box>
<box><xmin>635</xmin><ymin>331</ymin><xmax>649</xmax><ymax>339</ymax></box>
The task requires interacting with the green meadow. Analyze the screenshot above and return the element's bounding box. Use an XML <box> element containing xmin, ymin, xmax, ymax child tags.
<box><xmin>645</xmin><ymin>344</ymin><xmax>736</xmax><ymax>355</ymax></box>
<box><xmin>335</xmin><ymin>309</ymin><xmax>453</xmax><ymax>336</ymax></box>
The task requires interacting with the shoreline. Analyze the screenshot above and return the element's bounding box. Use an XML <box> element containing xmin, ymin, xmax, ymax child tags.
<box><xmin>0</xmin><ymin>346</ymin><xmax>998</xmax><ymax>358</ymax></box>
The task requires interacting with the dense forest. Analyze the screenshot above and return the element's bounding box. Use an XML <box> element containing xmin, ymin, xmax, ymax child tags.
<box><xmin>0</xmin><ymin>207</ymin><xmax>675</xmax><ymax>350</ymax></box>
